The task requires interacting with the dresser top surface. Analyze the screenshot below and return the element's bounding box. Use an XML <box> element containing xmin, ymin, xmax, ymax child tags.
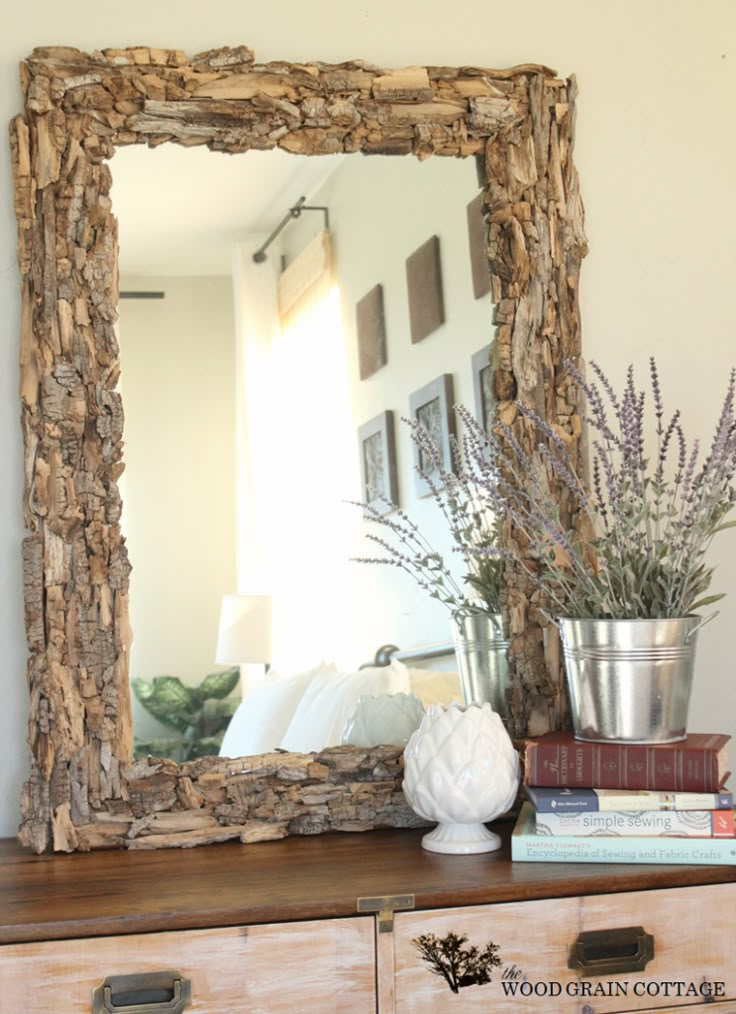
<box><xmin>2</xmin><ymin>821</ymin><xmax>735</xmax><ymax>944</ymax></box>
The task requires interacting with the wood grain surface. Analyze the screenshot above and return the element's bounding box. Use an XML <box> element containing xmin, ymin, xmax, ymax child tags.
<box><xmin>3</xmin><ymin>823</ymin><xmax>735</xmax><ymax>945</ymax></box>
<box><xmin>393</xmin><ymin>884</ymin><xmax>736</xmax><ymax>1012</ymax></box>
<box><xmin>1</xmin><ymin>918</ymin><xmax>377</xmax><ymax>1014</ymax></box>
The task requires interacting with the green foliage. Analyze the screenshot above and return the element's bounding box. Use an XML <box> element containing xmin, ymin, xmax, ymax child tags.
<box><xmin>412</xmin><ymin>931</ymin><xmax>502</xmax><ymax>993</ymax></box>
<box><xmin>132</xmin><ymin>667</ymin><xmax>241</xmax><ymax>762</ymax></box>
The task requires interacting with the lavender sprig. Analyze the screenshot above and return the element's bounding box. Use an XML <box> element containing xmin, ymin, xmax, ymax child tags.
<box><xmin>352</xmin><ymin>357</ymin><xmax>736</xmax><ymax>622</ymax></box>
<box><xmin>490</xmin><ymin>359</ymin><xmax>736</xmax><ymax>618</ymax></box>
<box><xmin>348</xmin><ymin>417</ymin><xmax>505</xmax><ymax>618</ymax></box>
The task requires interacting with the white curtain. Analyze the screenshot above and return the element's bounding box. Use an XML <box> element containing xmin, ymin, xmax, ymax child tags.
<box><xmin>237</xmin><ymin>230</ymin><xmax>358</xmax><ymax>673</ymax></box>
<box><xmin>277</xmin><ymin>229</ymin><xmax>332</xmax><ymax>324</ymax></box>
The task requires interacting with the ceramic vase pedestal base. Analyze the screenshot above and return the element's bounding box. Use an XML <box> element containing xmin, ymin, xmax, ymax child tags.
<box><xmin>421</xmin><ymin>822</ymin><xmax>502</xmax><ymax>855</ymax></box>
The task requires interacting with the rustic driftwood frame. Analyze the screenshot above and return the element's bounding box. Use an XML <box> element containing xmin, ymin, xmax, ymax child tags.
<box><xmin>11</xmin><ymin>45</ymin><xmax>587</xmax><ymax>853</ymax></box>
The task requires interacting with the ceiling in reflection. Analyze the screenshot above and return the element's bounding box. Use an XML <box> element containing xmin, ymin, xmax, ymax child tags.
<box><xmin>111</xmin><ymin>144</ymin><xmax>344</xmax><ymax>276</ymax></box>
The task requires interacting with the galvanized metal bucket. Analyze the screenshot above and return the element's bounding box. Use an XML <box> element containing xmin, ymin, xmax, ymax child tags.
<box><xmin>452</xmin><ymin>612</ymin><xmax>511</xmax><ymax>719</ymax></box>
<box><xmin>558</xmin><ymin>614</ymin><xmax>716</xmax><ymax>744</ymax></box>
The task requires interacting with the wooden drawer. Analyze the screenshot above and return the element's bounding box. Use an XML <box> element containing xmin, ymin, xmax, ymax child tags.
<box><xmin>0</xmin><ymin>916</ymin><xmax>375</xmax><ymax>1014</ymax></box>
<box><xmin>391</xmin><ymin>883</ymin><xmax>736</xmax><ymax>1013</ymax></box>
<box><xmin>619</xmin><ymin>1006</ymin><xmax>736</xmax><ymax>1013</ymax></box>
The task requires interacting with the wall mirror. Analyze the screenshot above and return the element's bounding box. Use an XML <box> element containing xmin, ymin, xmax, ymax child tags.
<box><xmin>12</xmin><ymin>44</ymin><xmax>587</xmax><ymax>852</ymax></box>
<box><xmin>115</xmin><ymin>142</ymin><xmax>494</xmax><ymax>761</ymax></box>
<box><xmin>113</xmin><ymin>145</ymin><xmax>369</xmax><ymax>762</ymax></box>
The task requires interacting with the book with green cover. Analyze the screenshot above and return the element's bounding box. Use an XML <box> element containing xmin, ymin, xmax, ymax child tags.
<box><xmin>511</xmin><ymin>803</ymin><xmax>736</xmax><ymax>865</ymax></box>
<box><xmin>535</xmin><ymin>807</ymin><xmax>735</xmax><ymax>838</ymax></box>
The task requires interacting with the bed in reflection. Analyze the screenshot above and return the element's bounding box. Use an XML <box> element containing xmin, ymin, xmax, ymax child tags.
<box><xmin>219</xmin><ymin>643</ymin><xmax>461</xmax><ymax>757</ymax></box>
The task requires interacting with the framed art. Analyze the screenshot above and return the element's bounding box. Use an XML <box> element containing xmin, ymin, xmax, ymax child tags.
<box><xmin>358</xmin><ymin>410</ymin><xmax>398</xmax><ymax>514</ymax></box>
<box><xmin>471</xmin><ymin>343</ymin><xmax>495</xmax><ymax>434</ymax></box>
<box><xmin>409</xmin><ymin>374</ymin><xmax>455</xmax><ymax>497</ymax></box>
<box><xmin>356</xmin><ymin>284</ymin><xmax>387</xmax><ymax>380</ymax></box>
<box><xmin>405</xmin><ymin>235</ymin><xmax>445</xmax><ymax>343</ymax></box>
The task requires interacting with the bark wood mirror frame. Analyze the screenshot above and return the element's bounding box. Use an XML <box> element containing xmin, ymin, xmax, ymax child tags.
<box><xmin>11</xmin><ymin>45</ymin><xmax>587</xmax><ymax>853</ymax></box>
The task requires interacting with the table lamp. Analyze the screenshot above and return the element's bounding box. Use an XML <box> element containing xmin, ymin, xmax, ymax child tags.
<box><xmin>215</xmin><ymin>595</ymin><xmax>272</xmax><ymax>690</ymax></box>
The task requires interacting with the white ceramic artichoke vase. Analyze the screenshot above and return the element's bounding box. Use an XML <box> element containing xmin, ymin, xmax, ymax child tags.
<box><xmin>341</xmin><ymin>692</ymin><xmax>425</xmax><ymax>748</ymax></box>
<box><xmin>403</xmin><ymin>702</ymin><xmax>519</xmax><ymax>854</ymax></box>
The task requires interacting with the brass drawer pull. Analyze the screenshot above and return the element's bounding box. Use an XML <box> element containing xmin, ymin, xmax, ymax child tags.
<box><xmin>91</xmin><ymin>970</ymin><xmax>192</xmax><ymax>1013</ymax></box>
<box><xmin>569</xmin><ymin>926</ymin><xmax>655</xmax><ymax>978</ymax></box>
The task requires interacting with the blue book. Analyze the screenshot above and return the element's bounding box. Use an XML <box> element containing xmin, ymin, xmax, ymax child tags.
<box><xmin>512</xmin><ymin>804</ymin><xmax>736</xmax><ymax>865</ymax></box>
<box><xmin>525</xmin><ymin>785</ymin><xmax>734</xmax><ymax>813</ymax></box>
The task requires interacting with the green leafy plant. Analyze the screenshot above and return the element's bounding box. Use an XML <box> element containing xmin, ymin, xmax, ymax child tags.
<box><xmin>413</xmin><ymin>931</ymin><xmax>502</xmax><ymax>993</ymax></box>
<box><xmin>132</xmin><ymin>667</ymin><xmax>241</xmax><ymax>762</ymax></box>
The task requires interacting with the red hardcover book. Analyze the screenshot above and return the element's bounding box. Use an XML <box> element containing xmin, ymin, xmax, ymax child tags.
<box><xmin>524</xmin><ymin>732</ymin><xmax>731</xmax><ymax>792</ymax></box>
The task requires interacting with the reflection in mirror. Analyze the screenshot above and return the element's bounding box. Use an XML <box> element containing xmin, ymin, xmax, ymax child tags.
<box><xmin>113</xmin><ymin>144</ymin><xmax>498</xmax><ymax>758</ymax></box>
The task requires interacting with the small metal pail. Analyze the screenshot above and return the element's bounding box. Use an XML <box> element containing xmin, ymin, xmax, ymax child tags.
<box><xmin>558</xmin><ymin>614</ymin><xmax>716</xmax><ymax>744</ymax></box>
<box><xmin>452</xmin><ymin>612</ymin><xmax>511</xmax><ymax>719</ymax></box>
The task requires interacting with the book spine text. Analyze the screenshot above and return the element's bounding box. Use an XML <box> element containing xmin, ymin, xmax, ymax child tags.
<box><xmin>535</xmin><ymin>809</ymin><xmax>735</xmax><ymax>838</ymax></box>
<box><xmin>526</xmin><ymin>742</ymin><xmax>721</xmax><ymax>791</ymax></box>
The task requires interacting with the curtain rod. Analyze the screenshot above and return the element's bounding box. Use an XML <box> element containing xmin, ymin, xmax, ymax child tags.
<box><xmin>253</xmin><ymin>196</ymin><xmax>330</xmax><ymax>264</ymax></box>
<box><xmin>365</xmin><ymin>643</ymin><xmax>456</xmax><ymax>668</ymax></box>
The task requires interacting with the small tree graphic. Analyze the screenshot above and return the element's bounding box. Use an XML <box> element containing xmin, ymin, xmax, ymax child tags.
<box><xmin>412</xmin><ymin>931</ymin><xmax>502</xmax><ymax>994</ymax></box>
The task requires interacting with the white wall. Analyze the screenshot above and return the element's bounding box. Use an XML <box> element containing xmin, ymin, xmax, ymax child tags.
<box><xmin>118</xmin><ymin>276</ymin><xmax>237</xmax><ymax>742</ymax></box>
<box><xmin>1</xmin><ymin>0</ymin><xmax>734</xmax><ymax>836</ymax></box>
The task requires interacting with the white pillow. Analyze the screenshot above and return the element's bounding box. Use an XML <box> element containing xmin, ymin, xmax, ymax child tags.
<box><xmin>280</xmin><ymin>659</ymin><xmax>411</xmax><ymax>753</ymax></box>
<box><xmin>219</xmin><ymin>663</ymin><xmax>336</xmax><ymax>757</ymax></box>
<box><xmin>405</xmin><ymin>666</ymin><xmax>463</xmax><ymax>708</ymax></box>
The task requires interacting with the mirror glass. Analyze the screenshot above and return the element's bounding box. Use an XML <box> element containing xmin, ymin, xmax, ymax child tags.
<box><xmin>112</xmin><ymin>144</ymin><xmax>495</xmax><ymax>759</ymax></box>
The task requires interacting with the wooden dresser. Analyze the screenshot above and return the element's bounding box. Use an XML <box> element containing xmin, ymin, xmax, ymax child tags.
<box><xmin>2</xmin><ymin>822</ymin><xmax>736</xmax><ymax>1013</ymax></box>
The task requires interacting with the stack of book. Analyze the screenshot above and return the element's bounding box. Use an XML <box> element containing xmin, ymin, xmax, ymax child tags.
<box><xmin>512</xmin><ymin>731</ymin><xmax>736</xmax><ymax>865</ymax></box>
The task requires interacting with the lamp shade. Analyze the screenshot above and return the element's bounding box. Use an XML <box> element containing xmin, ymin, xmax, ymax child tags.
<box><xmin>215</xmin><ymin>594</ymin><xmax>272</xmax><ymax>664</ymax></box>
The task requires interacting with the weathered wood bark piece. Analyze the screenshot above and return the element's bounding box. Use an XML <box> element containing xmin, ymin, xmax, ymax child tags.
<box><xmin>12</xmin><ymin>45</ymin><xmax>587</xmax><ymax>852</ymax></box>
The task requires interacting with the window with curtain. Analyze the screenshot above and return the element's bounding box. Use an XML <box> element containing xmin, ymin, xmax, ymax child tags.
<box><xmin>253</xmin><ymin>229</ymin><xmax>358</xmax><ymax>672</ymax></box>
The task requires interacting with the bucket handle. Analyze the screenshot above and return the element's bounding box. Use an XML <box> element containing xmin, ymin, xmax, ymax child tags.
<box><xmin>685</xmin><ymin>611</ymin><xmax>719</xmax><ymax>643</ymax></box>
